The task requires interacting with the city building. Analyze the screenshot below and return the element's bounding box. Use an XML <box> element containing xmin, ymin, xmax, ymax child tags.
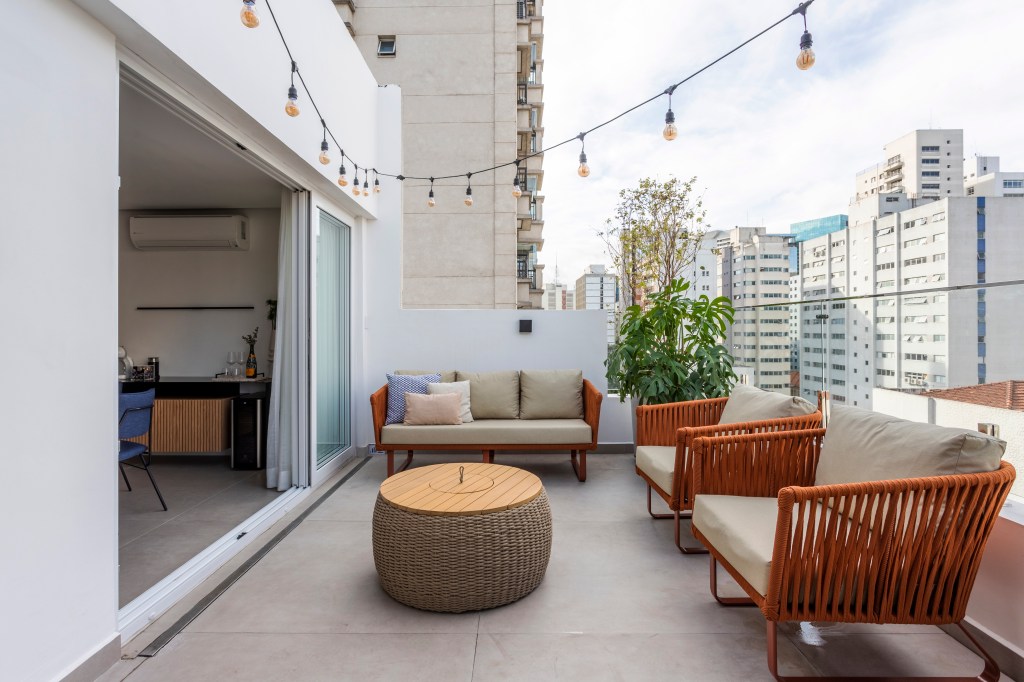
<box><xmin>964</xmin><ymin>155</ymin><xmax>1024</xmax><ymax>197</ymax></box>
<box><xmin>797</xmin><ymin>195</ymin><xmax>1024</xmax><ymax>408</ymax></box>
<box><xmin>343</xmin><ymin>0</ymin><xmax>546</xmax><ymax>309</ymax></box>
<box><xmin>854</xmin><ymin>129</ymin><xmax>964</xmax><ymax>204</ymax></box>
<box><xmin>715</xmin><ymin>227</ymin><xmax>794</xmax><ymax>394</ymax></box>
<box><xmin>541</xmin><ymin>282</ymin><xmax>575</xmax><ymax>310</ymax></box>
<box><xmin>574</xmin><ymin>264</ymin><xmax>620</xmax><ymax>344</ymax></box>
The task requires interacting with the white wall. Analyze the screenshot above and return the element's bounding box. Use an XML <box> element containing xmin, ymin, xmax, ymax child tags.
<box><xmin>0</xmin><ymin>1</ymin><xmax>120</xmax><ymax>680</ymax></box>
<box><xmin>118</xmin><ymin>209</ymin><xmax>279</xmax><ymax>377</ymax></box>
<box><xmin>360</xmin><ymin>85</ymin><xmax>632</xmax><ymax>447</ymax></box>
<box><xmin>2</xmin><ymin>0</ymin><xmax>394</xmax><ymax>678</ymax></box>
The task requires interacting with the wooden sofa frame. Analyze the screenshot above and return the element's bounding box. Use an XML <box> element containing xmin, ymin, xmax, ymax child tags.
<box><xmin>370</xmin><ymin>379</ymin><xmax>602</xmax><ymax>481</ymax></box>
<box><xmin>635</xmin><ymin>396</ymin><xmax>822</xmax><ymax>552</ymax></box>
<box><xmin>689</xmin><ymin>428</ymin><xmax>1016</xmax><ymax>681</ymax></box>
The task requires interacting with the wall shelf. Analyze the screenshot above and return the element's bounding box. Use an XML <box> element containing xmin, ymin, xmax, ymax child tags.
<box><xmin>136</xmin><ymin>306</ymin><xmax>255</xmax><ymax>311</ymax></box>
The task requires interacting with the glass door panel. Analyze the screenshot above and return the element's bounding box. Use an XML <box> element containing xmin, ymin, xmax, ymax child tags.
<box><xmin>315</xmin><ymin>210</ymin><xmax>350</xmax><ymax>467</ymax></box>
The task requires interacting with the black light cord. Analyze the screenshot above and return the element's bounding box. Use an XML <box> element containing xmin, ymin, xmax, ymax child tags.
<box><xmin>257</xmin><ymin>0</ymin><xmax>816</xmax><ymax>185</ymax></box>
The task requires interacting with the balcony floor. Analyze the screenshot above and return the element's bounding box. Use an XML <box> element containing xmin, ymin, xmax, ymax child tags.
<box><xmin>102</xmin><ymin>453</ymin><xmax>1010</xmax><ymax>681</ymax></box>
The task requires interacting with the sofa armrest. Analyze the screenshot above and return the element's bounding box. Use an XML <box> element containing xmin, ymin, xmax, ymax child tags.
<box><xmin>690</xmin><ymin>428</ymin><xmax>825</xmax><ymax>499</ymax></box>
<box><xmin>636</xmin><ymin>397</ymin><xmax>729</xmax><ymax>446</ymax></box>
<box><xmin>764</xmin><ymin>461</ymin><xmax>1015</xmax><ymax>623</ymax></box>
<box><xmin>370</xmin><ymin>384</ymin><xmax>388</xmax><ymax>447</ymax></box>
<box><xmin>583</xmin><ymin>379</ymin><xmax>603</xmax><ymax>449</ymax></box>
<box><xmin>671</xmin><ymin>414</ymin><xmax>823</xmax><ymax>509</ymax></box>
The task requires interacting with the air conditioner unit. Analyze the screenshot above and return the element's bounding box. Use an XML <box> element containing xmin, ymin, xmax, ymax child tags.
<box><xmin>129</xmin><ymin>215</ymin><xmax>249</xmax><ymax>250</ymax></box>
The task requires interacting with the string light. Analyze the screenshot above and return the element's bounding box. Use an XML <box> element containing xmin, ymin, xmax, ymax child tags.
<box><xmin>318</xmin><ymin>121</ymin><xmax>331</xmax><ymax>165</ymax></box>
<box><xmin>464</xmin><ymin>173</ymin><xmax>474</xmax><ymax>207</ymax></box>
<box><xmin>427</xmin><ymin>177</ymin><xmax>436</xmax><ymax>207</ymax></box>
<box><xmin>663</xmin><ymin>87</ymin><xmax>678</xmax><ymax>141</ymax></box>
<box><xmin>362</xmin><ymin>176</ymin><xmax>370</xmax><ymax>197</ymax></box>
<box><xmin>512</xmin><ymin>160</ymin><xmax>523</xmax><ymax>198</ymax></box>
<box><xmin>250</xmin><ymin>0</ymin><xmax>817</xmax><ymax>195</ymax></box>
<box><xmin>240</xmin><ymin>0</ymin><xmax>260</xmax><ymax>28</ymax></box>
<box><xmin>352</xmin><ymin>167</ymin><xmax>361</xmax><ymax>197</ymax></box>
<box><xmin>284</xmin><ymin>61</ymin><xmax>300</xmax><ymax>117</ymax></box>
<box><xmin>577</xmin><ymin>134</ymin><xmax>590</xmax><ymax>178</ymax></box>
<box><xmin>373</xmin><ymin>169</ymin><xmax>381</xmax><ymax>194</ymax></box>
<box><xmin>795</xmin><ymin>2</ymin><xmax>815</xmax><ymax>70</ymax></box>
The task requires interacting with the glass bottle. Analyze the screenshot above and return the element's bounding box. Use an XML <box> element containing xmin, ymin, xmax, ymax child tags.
<box><xmin>245</xmin><ymin>343</ymin><xmax>257</xmax><ymax>378</ymax></box>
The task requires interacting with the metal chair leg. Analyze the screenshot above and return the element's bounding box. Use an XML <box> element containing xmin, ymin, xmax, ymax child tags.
<box><xmin>710</xmin><ymin>557</ymin><xmax>755</xmax><ymax>606</ymax></box>
<box><xmin>138</xmin><ymin>454</ymin><xmax>168</xmax><ymax>511</ymax></box>
<box><xmin>764</xmin><ymin>619</ymin><xmax>1000</xmax><ymax>681</ymax></box>
<box><xmin>119</xmin><ymin>463</ymin><xmax>132</xmax><ymax>491</ymax></box>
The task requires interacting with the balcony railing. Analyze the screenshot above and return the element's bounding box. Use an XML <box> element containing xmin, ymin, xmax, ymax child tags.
<box><xmin>516</xmin><ymin>261</ymin><xmax>537</xmax><ymax>287</ymax></box>
<box><xmin>517</xmin><ymin>81</ymin><xmax>528</xmax><ymax>105</ymax></box>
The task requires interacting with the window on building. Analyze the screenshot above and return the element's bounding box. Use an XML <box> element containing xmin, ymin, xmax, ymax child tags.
<box><xmin>921</xmin><ymin>183</ymin><xmax>940</xmax><ymax>189</ymax></box>
<box><xmin>921</xmin><ymin>145</ymin><xmax>940</xmax><ymax>153</ymax></box>
<box><xmin>922</xmin><ymin>171</ymin><xmax>940</xmax><ymax>177</ymax></box>
<box><xmin>1004</xmin><ymin>179</ymin><xmax>1024</xmax><ymax>189</ymax></box>
<box><xmin>377</xmin><ymin>36</ymin><xmax>397</xmax><ymax>56</ymax></box>
<box><xmin>922</xmin><ymin>158</ymin><xmax>940</xmax><ymax>165</ymax></box>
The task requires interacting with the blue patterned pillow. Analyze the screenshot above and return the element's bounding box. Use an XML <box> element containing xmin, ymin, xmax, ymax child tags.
<box><xmin>386</xmin><ymin>373</ymin><xmax>441</xmax><ymax>425</ymax></box>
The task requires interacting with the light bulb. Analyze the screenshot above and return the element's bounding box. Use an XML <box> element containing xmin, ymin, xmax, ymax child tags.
<box><xmin>240</xmin><ymin>0</ymin><xmax>260</xmax><ymax>28</ymax></box>
<box><xmin>374</xmin><ymin>178</ymin><xmax>381</xmax><ymax>194</ymax></box>
<box><xmin>318</xmin><ymin>140</ymin><xmax>330</xmax><ymax>165</ymax></box>
<box><xmin>796</xmin><ymin>30</ymin><xmax>815</xmax><ymax>71</ymax></box>
<box><xmin>362</xmin><ymin>180</ymin><xmax>369</xmax><ymax>197</ymax></box>
<box><xmin>512</xmin><ymin>178</ymin><xmax>522</xmax><ymax>198</ymax></box>
<box><xmin>352</xmin><ymin>180</ymin><xmax>361</xmax><ymax>197</ymax></box>
<box><xmin>577</xmin><ymin>151</ymin><xmax>590</xmax><ymax>178</ymax></box>
<box><xmin>464</xmin><ymin>187</ymin><xmax>474</xmax><ymax>207</ymax></box>
<box><xmin>427</xmin><ymin>190</ymin><xmax>436</xmax><ymax>208</ymax></box>
<box><xmin>337</xmin><ymin>164</ymin><xmax>348</xmax><ymax>186</ymax></box>
<box><xmin>663</xmin><ymin>109</ymin><xmax>678</xmax><ymax>141</ymax></box>
<box><xmin>285</xmin><ymin>86</ymin><xmax>300</xmax><ymax>117</ymax></box>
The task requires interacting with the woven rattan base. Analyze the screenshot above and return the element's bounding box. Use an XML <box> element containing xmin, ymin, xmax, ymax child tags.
<box><xmin>372</xmin><ymin>490</ymin><xmax>553</xmax><ymax>613</ymax></box>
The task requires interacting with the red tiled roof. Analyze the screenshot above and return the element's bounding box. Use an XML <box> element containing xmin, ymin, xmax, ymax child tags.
<box><xmin>921</xmin><ymin>380</ymin><xmax>1024</xmax><ymax>411</ymax></box>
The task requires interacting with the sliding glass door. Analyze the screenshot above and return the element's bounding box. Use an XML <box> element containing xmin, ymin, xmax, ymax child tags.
<box><xmin>315</xmin><ymin>210</ymin><xmax>351</xmax><ymax>467</ymax></box>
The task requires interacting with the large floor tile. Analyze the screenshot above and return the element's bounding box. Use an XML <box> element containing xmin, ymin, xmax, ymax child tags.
<box><xmin>186</xmin><ymin>520</ymin><xmax>480</xmax><ymax>634</ymax></box>
<box><xmin>125</xmin><ymin>632</ymin><xmax>477</xmax><ymax>682</ymax></box>
<box><xmin>473</xmin><ymin>632</ymin><xmax>815</xmax><ymax>681</ymax></box>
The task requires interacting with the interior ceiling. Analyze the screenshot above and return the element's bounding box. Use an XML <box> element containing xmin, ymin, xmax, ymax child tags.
<box><xmin>118</xmin><ymin>84</ymin><xmax>283</xmax><ymax>210</ymax></box>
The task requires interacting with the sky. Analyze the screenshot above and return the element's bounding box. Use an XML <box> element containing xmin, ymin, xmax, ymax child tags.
<box><xmin>536</xmin><ymin>0</ymin><xmax>1024</xmax><ymax>286</ymax></box>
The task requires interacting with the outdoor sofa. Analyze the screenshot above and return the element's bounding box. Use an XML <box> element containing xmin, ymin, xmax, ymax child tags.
<box><xmin>370</xmin><ymin>369</ymin><xmax>602</xmax><ymax>480</ymax></box>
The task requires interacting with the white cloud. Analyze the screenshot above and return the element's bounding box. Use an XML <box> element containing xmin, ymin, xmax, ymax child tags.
<box><xmin>537</xmin><ymin>0</ymin><xmax>1024</xmax><ymax>285</ymax></box>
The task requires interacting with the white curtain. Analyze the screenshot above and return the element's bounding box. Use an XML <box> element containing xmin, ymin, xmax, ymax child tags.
<box><xmin>266</xmin><ymin>189</ymin><xmax>306</xmax><ymax>490</ymax></box>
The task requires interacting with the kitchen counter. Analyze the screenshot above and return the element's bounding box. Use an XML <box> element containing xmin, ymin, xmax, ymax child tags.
<box><xmin>121</xmin><ymin>376</ymin><xmax>270</xmax><ymax>398</ymax></box>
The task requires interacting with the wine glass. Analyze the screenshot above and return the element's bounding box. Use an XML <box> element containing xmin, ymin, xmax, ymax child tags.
<box><xmin>227</xmin><ymin>351</ymin><xmax>242</xmax><ymax>376</ymax></box>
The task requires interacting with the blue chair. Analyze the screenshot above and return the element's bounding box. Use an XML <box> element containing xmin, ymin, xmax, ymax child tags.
<box><xmin>119</xmin><ymin>389</ymin><xmax>167</xmax><ymax>511</ymax></box>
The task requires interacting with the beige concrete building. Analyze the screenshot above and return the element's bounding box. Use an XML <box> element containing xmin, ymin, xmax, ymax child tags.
<box><xmin>340</xmin><ymin>0</ymin><xmax>545</xmax><ymax>309</ymax></box>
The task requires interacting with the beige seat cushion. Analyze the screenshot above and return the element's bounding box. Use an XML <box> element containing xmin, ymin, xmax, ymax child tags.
<box><xmin>456</xmin><ymin>370</ymin><xmax>520</xmax><ymax>419</ymax></box>
<box><xmin>816</xmin><ymin>405</ymin><xmax>1006</xmax><ymax>487</ymax></box>
<box><xmin>635</xmin><ymin>445</ymin><xmax>676</xmax><ymax>494</ymax></box>
<box><xmin>718</xmin><ymin>384</ymin><xmax>817</xmax><ymax>425</ymax></box>
<box><xmin>381</xmin><ymin>419</ymin><xmax>591</xmax><ymax>445</ymax></box>
<box><xmin>395</xmin><ymin>369</ymin><xmax>457</xmax><ymax>383</ymax></box>
<box><xmin>520</xmin><ymin>369</ymin><xmax>584</xmax><ymax>419</ymax></box>
<box><xmin>692</xmin><ymin>495</ymin><xmax>778</xmax><ymax>596</ymax></box>
<box><xmin>403</xmin><ymin>393</ymin><xmax>462</xmax><ymax>425</ymax></box>
<box><xmin>427</xmin><ymin>380</ymin><xmax>473</xmax><ymax>423</ymax></box>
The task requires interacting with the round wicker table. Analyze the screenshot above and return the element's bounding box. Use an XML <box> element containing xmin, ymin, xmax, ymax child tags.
<box><xmin>372</xmin><ymin>462</ymin><xmax>552</xmax><ymax>613</ymax></box>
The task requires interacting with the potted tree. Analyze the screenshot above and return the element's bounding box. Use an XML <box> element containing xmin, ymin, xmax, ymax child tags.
<box><xmin>606</xmin><ymin>278</ymin><xmax>737</xmax><ymax>411</ymax></box>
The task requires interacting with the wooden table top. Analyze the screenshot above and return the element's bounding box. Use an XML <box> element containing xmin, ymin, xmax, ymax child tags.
<box><xmin>379</xmin><ymin>463</ymin><xmax>543</xmax><ymax>516</ymax></box>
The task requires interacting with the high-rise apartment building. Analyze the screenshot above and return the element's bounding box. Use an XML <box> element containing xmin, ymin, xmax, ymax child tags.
<box><xmin>574</xmin><ymin>264</ymin><xmax>619</xmax><ymax>344</ymax></box>
<box><xmin>715</xmin><ymin>227</ymin><xmax>794</xmax><ymax>394</ymax></box>
<box><xmin>542</xmin><ymin>282</ymin><xmax>574</xmax><ymax>310</ymax></box>
<box><xmin>343</xmin><ymin>0</ymin><xmax>546</xmax><ymax>309</ymax></box>
<box><xmin>854</xmin><ymin>129</ymin><xmax>964</xmax><ymax>204</ymax></box>
<box><xmin>795</xmin><ymin>130</ymin><xmax>1024</xmax><ymax>408</ymax></box>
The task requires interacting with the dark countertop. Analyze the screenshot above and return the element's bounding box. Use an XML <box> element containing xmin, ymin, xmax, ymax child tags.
<box><xmin>121</xmin><ymin>376</ymin><xmax>270</xmax><ymax>398</ymax></box>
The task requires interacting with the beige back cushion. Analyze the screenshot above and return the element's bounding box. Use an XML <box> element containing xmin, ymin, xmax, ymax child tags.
<box><xmin>403</xmin><ymin>392</ymin><xmax>462</xmax><ymax>425</ymax></box>
<box><xmin>815</xmin><ymin>405</ymin><xmax>1006</xmax><ymax>487</ymax></box>
<box><xmin>427</xmin><ymin>380</ymin><xmax>473</xmax><ymax>423</ymax></box>
<box><xmin>394</xmin><ymin>369</ymin><xmax>458</xmax><ymax>383</ymax></box>
<box><xmin>718</xmin><ymin>384</ymin><xmax>817</xmax><ymax>425</ymax></box>
<box><xmin>520</xmin><ymin>369</ymin><xmax>584</xmax><ymax>419</ymax></box>
<box><xmin>456</xmin><ymin>370</ymin><xmax>521</xmax><ymax>419</ymax></box>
